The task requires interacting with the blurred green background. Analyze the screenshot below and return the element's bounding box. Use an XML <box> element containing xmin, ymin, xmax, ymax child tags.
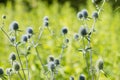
<box><xmin>0</xmin><ymin>0</ymin><xmax>120</xmax><ymax>80</ymax></box>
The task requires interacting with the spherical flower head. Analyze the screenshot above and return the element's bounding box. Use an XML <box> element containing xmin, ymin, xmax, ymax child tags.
<box><xmin>43</xmin><ymin>20</ymin><xmax>49</xmax><ymax>27</ymax></box>
<box><xmin>9</xmin><ymin>52</ymin><xmax>16</xmax><ymax>61</ymax></box>
<box><xmin>69</xmin><ymin>76</ymin><xmax>74</xmax><ymax>80</ymax></box>
<box><xmin>97</xmin><ymin>58</ymin><xmax>103</xmax><ymax>70</ymax></box>
<box><xmin>6</xmin><ymin>68</ymin><xmax>12</xmax><ymax>76</ymax></box>
<box><xmin>43</xmin><ymin>16</ymin><xmax>49</xmax><ymax>21</ymax></box>
<box><xmin>79</xmin><ymin>74</ymin><xmax>85</xmax><ymax>80</ymax></box>
<box><xmin>65</xmin><ymin>38</ymin><xmax>69</xmax><ymax>44</ymax></box>
<box><xmin>26</xmin><ymin>27</ymin><xmax>33</xmax><ymax>35</ymax></box>
<box><xmin>92</xmin><ymin>11</ymin><xmax>98</xmax><ymax>19</ymax></box>
<box><xmin>21</xmin><ymin>35</ymin><xmax>28</xmax><ymax>42</ymax></box>
<box><xmin>77</xmin><ymin>11</ymin><xmax>83</xmax><ymax>19</ymax></box>
<box><xmin>2</xmin><ymin>15</ymin><xmax>6</xmax><ymax>19</ymax></box>
<box><xmin>47</xmin><ymin>55</ymin><xmax>54</xmax><ymax>62</ymax></box>
<box><xmin>0</xmin><ymin>68</ymin><xmax>4</xmax><ymax>75</ymax></box>
<box><xmin>13</xmin><ymin>62</ymin><xmax>20</xmax><ymax>72</ymax></box>
<box><xmin>54</xmin><ymin>59</ymin><xmax>60</xmax><ymax>66</ymax></box>
<box><xmin>10</xmin><ymin>21</ymin><xmax>19</xmax><ymax>31</ymax></box>
<box><xmin>74</xmin><ymin>33</ymin><xmax>79</xmax><ymax>40</ymax></box>
<box><xmin>61</xmin><ymin>27</ymin><xmax>68</xmax><ymax>35</ymax></box>
<box><xmin>81</xmin><ymin>9</ymin><xmax>88</xmax><ymax>19</ymax></box>
<box><xmin>79</xmin><ymin>26</ymin><xmax>88</xmax><ymax>37</ymax></box>
<box><xmin>48</xmin><ymin>62</ymin><xmax>55</xmax><ymax>72</ymax></box>
<box><xmin>10</xmin><ymin>36</ymin><xmax>15</xmax><ymax>43</ymax></box>
<box><xmin>92</xmin><ymin>0</ymin><xmax>102</xmax><ymax>5</ymax></box>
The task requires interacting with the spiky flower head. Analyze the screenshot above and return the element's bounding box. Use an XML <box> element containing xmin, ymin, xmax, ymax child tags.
<box><xmin>48</xmin><ymin>62</ymin><xmax>55</xmax><ymax>72</ymax></box>
<box><xmin>26</xmin><ymin>27</ymin><xmax>33</xmax><ymax>35</ymax></box>
<box><xmin>74</xmin><ymin>33</ymin><xmax>79</xmax><ymax>40</ymax></box>
<box><xmin>0</xmin><ymin>68</ymin><xmax>4</xmax><ymax>75</ymax></box>
<box><xmin>10</xmin><ymin>21</ymin><xmax>19</xmax><ymax>31</ymax></box>
<box><xmin>92</xmin><ymin>11</ymin><xmax>98</xmax><ymax>19</ymax></box>
<box><xmin>54</xmin><ymin>59</ymin><xmax>60</xmax><ymax>66</ymax></box>
<box><xmin>96</xmin><ymin>58</ymin><xmax>103</xmax><ymax>70</ymax></box>
<box><xmin>81</xmin><ymin>9</ymin><xmax>88</xmax><ymax>19</ymax></box>
<box><xmin>79</xmin><ymin>74</ymin><xmax>85</xmax><ymax>80</ymax></box>
<box><xmin>21</xmin><ymin>35</ymin><xmax>28</xmax><ymax>42</ymax></box>
<box><xmin>6</xmin><ymin>68</ymin><xmax>12</xmax><ymax>76</ymax></box>
<box><xmin>77</xmin><ymin>11</ymin><xmax>83</xmax><ymax>19</ymax></box>
<box><xmin>47</xmin><ymin>55</ymin><xmax>54</xmax><ymax>62</ymax></box>
<box><xmin>79</xmin><ymin>26</ymin><xmax>88</xmax><ymax>37</ymax></box>
<box><xmin>61</xmin><ymin>27</ymin><xmax>68</xmax><ymax>35</ymax></box>
<box><xmin>13</xmin><ymin>62</ymin><xmax>20</xmax><ymax>72</ymax></box>
<box><xmin>9</xmin><ymin>52</ymin><xmax>16</xmax><ymax>61</ymax></box>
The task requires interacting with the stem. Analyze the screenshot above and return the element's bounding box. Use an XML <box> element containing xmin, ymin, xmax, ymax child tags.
<box><xmin>34</xmin><ymin>46</ymin><xmax>49</xmax><ymax>80</ymax></box>
<box><xmin>51</xmin><ymin>71</ymin><xmax>54</xmax><ymax>80</ymax></box>
<box><xmin>25</xmin><ymin>56</ymin><xmax>30</xmax><ymax>80</ymax></box>
<box><xmin>15</xmin><ymin>45</ymin><xmax>26</xmax><ymax>80</ymax></box>
<box><xmin>98</xmin><ymin>0</ymin><xmax>106</xmax><ymax>15</ymax></box>
<box><xmin>18</xmin><ymin>71</ymin><xmax>23</xmax><ymax>80</ymax></box>
<box><xmin>14</xmin><ymin>31</ymin><xmax>26</xmax><ymax>80</ymax></box>
<box><xmin>38</xmin><ymin>26</ymin><xmax>44</xmax><ymax>40</ymax></box>
<box><xmin>8</xmin><ymin>75</ymin><xmax>11</xmax><ymax>80</ymax></box>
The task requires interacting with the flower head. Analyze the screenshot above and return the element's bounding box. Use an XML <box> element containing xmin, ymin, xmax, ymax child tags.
<box><xmin>79</xmin><ymin>26</ymin><xmax>88</xmax><ymax>37</ymax></box>
<box><xmin>10</xmin><ymin>21</ymin><xmax>19</xmax><ymax>31</ymax></box>
<box><xmin>26</xmin><ymin>27</ymin><xmax>33</xmax><ymax>35</ymax></box>
<box><xmin>0</xmin><ymin>68</ymin><xmax>4</xmax><ymax>75</ymax></box>
<box><xmin>92</xmin><ymin>11</ymin><xmax>98</xmax><ymax>19</ymax></box>
<box><xmin>79</xmin><ymin>74</ymin><xmax>85</xmax><ymax>80</ymax></box>
<box><xmin>9</xmin><ymin>52</ymin><xmax>16</xmax><ymax>61</ymax></box>
<box><xmin>61</xmin><ymin>27</ymin><xmax>68</xmax><ymax>35</ymax></box>
<box><xmin>13</xmin><ymin>62</ymin><xmax>20</xmax><ymax>72</ymax></box>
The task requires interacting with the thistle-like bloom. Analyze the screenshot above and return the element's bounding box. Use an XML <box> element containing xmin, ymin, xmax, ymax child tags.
<box><xmin>81</xmin><ymin>9</ymin><xmax>88</xmax><ymax>19</ymax></box>
<box><xmin>13</xmin><ymin>62</ymin><xmax>20</xmax><ymax>72</ymax></box>
<box><xmin>10</xmin><ymin>21</ymin><xmax>19</xmax><ymax>31</ymax></box>
<box><xmin>6</xmin><ymin>68</ymin><xmax>12</xmax><ymax>76</ymax></box>
<box><xmin>96</xmin><ymin>58</ymin><xmax>103</xmax><ymax>70</ymax></box>
<box><xmin>54</xmin><ymin>59</ymin><xmax>60</xmax><ymax>66</ymax></box>
<box><xmin>26</xmin><ymin>27</ymin><xmax>33</xmax><ymax>35</ymax></box>
<box><xmin>79</xmin><ymin>74</ymin><xmax>85</xmax><ymax>80</ymax></box>
<box><xmin>61</xmin><ymin>27</ymin><xmax>68</xmax><ymax>35</ymax></box>
<box><xmin>47</xmin><ymin>55</ymin><xmax>54</xmax><ymax>62</ymax></box>
<box><xmin>92</xmin><ymin>11</ymin><xmax>98</xmax><ymax>19</ymax></box>
<box><xmin>21</xmin><ymin>35</ymin><xmax>28</xmax><ymax>42</ymax></box>
<box><xmin>48</xmin><ymin>62</ymin><xmax>55</xmax><ymax>72</ymax></box>
<box><xmin>77</xmin><ymin>11</ymin><xmax>83</xmax><ymax>19</ymax></box>
<box><xmin>43</xmin><ymin>16</ymin><xmax>49</xmax><ymax>21</ymax></box>
<box><xmin>9</xmin><ymin>52</ymin><xmax>16</xmax><ymax>61</ymax></box>
<box><xmin>0</xmin><ymin>68</ymin><xmax>4</xmax><ymax>75</ymax></box>
<box><xmin>74</xmin><ymin>33</ymin><xmax>79</xmax><ymax>40</ymax></box>
<box><xmin>79</xmin><ymin>26</ymin><xmax>88</xmax><ymax>37</ymax></box>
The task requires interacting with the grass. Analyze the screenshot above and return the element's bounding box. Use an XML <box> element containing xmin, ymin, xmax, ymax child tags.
<box><xmin>0</xmin><ymin>0</ymin><xmax>120</xmax><ymax>80</ymax></box>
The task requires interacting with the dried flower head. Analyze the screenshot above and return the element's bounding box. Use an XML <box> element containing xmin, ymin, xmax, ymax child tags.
<box><xmin>79</xmin><ymin>74</ymin><xmax>85</xmax><ymax>80</ymax></box>
<box><xmin>13</xmin><ymin>62</ymin><xmax>20</xmax><ymax>72</ymax></box>
<box><xmin>0</xmin><ymin>68</ymin><xmax>4</xmax><ymax>75</ymax></box>
<box><xmin>9</xmin><ymin>52</ymin><xmax>16</xmax><ymax>61</ymax></box>
<box><xmin>61</xmin><ymin>27</ymin><xmax>68</xmax><ymax>35</ymax></box>
<box><xmin>10</xmin><ymin>21</ymin><xmax>19</xmax><ymax>31</ymax></box>
<box><xmin>79</xmin><ymin>26</ymin><xmax>88</xmax><ymax>37</ymax></box>
<box><xmin>92</xmin><ymin>11</ymin><xmax>98</xmax><ymax>19</ymax></box>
